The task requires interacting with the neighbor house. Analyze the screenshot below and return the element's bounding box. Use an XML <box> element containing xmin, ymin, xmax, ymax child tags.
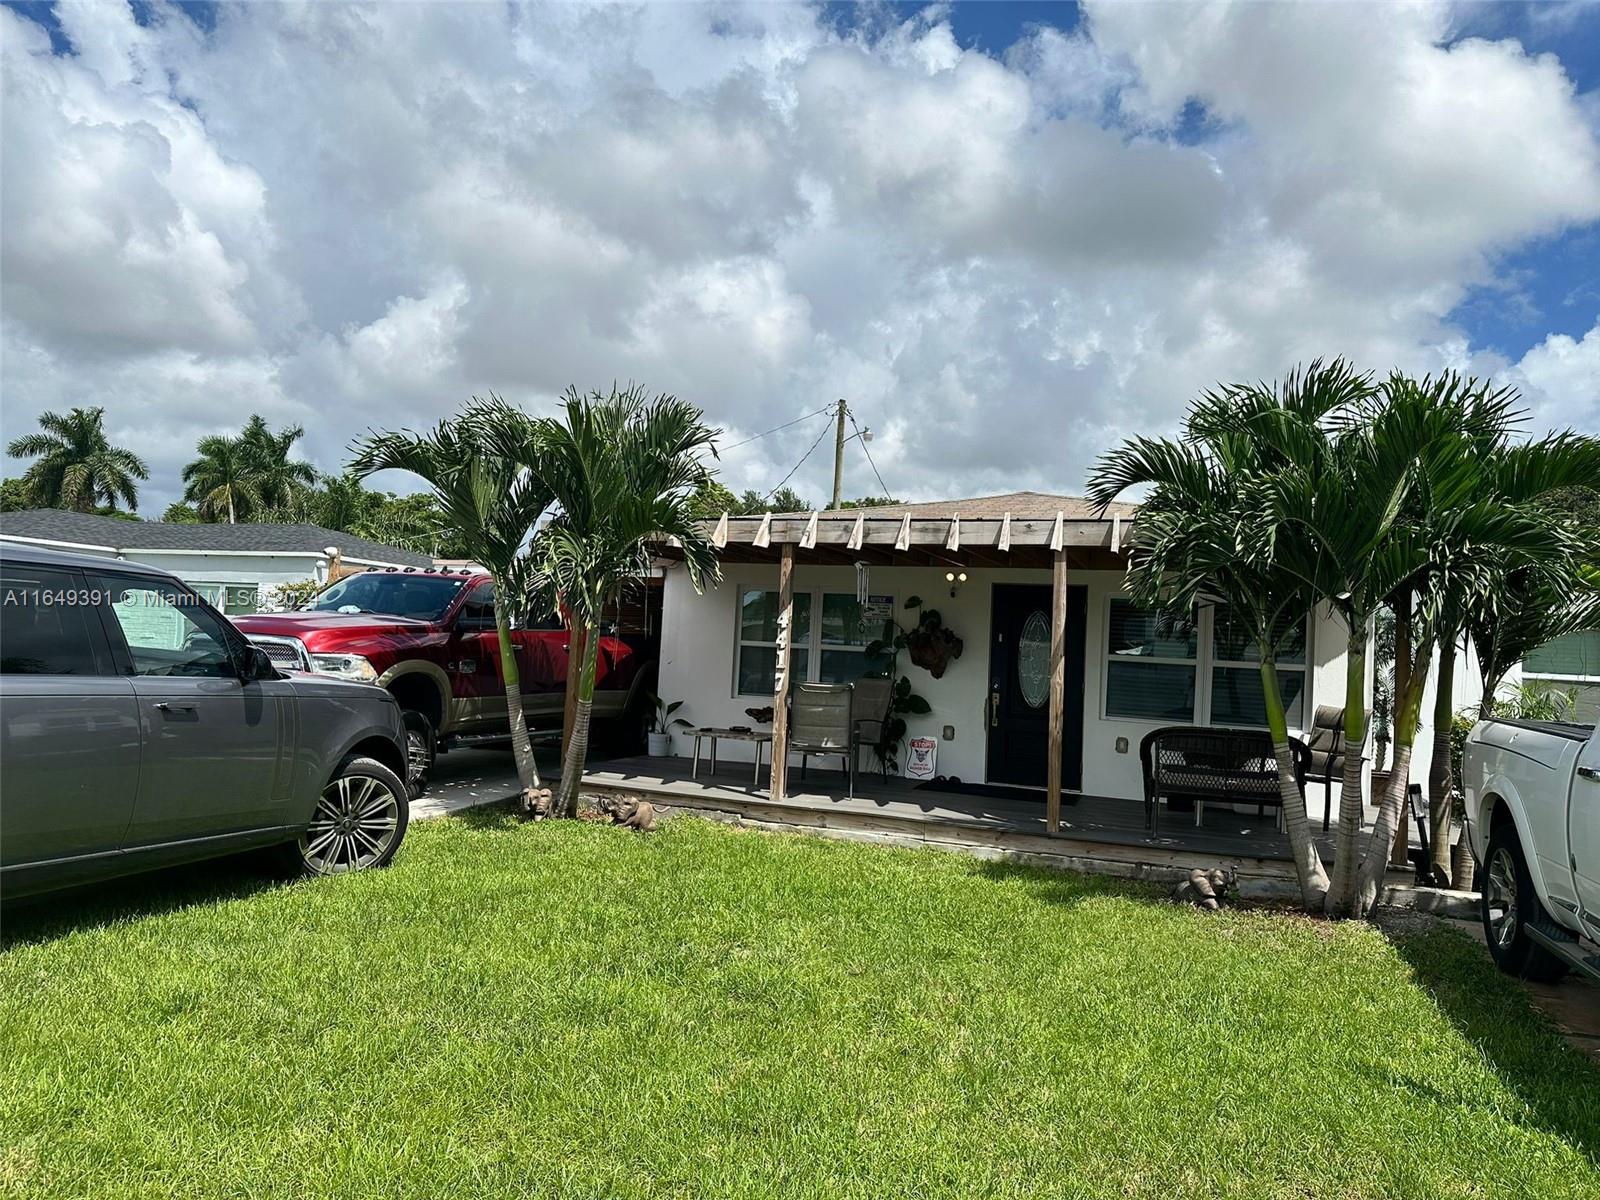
<box><xmin>0</xmin><ymin>509</ymin><xmax>430</xmax><ymax>613</ymax></box>
<box><xmin>651</xmin><ymin>491</ymin><xmax>1393</xmax><ymax>827</ymax></box>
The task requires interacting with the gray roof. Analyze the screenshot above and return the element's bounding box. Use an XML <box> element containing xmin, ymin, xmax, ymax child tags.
<box><xmin>0</xmin><ymin>510</ymin><xmax>433</xmax><ymax>567</ymax></box>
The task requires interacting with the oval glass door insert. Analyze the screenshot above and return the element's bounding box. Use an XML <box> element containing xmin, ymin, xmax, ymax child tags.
<box><xmin>1017</xmin><ymin>610</ymin><xmax>1051</xmax><ymax>709</ymax></box>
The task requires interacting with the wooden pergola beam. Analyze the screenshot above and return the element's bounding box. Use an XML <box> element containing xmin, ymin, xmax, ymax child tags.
<box><xmin>1046</xmin><ymin>547</ymin><xmax>1068</xmax><ymax>835</ymax></box>
<box><xmin>707</xmin><ymin>515</ymin><xmax>1117</xmax><ymax>550</ymax></box>
<box><xmin>768</xmin><ymin>542</ymin><xmax>796</xmax><ymax>802</ymax></box>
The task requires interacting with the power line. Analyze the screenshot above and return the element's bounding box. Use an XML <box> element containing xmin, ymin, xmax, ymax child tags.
<box><xmin>765</xmin><ymin>417</ymin><xmax>834</xmax><ymax>502</ymax></box>
<box><xmin>848</xmin><ymin>409</ymin><xmax>891</xmax><ymax>499</ymax></box>
<box><xmin>722</xmin><ymin>406</ymin><xmax>832</xmax><ymax>452</ymax></box>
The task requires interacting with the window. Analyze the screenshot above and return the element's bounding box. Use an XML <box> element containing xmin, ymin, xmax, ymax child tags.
<box><xmin>1105</xmin><ymin>599</ymin><xmax>1197</xmax><ymax>720</ymax></box>
<box><xmin>735</xmin><ymin>590</ymin><xmax>893</xmax><ymax>695</ymax></box>
<box><xmin>193</xmin><ymin>582</ymin><xmax>260</xmax><ymax>616</ymax></box>
<box><xmin>99</xmin><ymin>576</ymin><xmax>239</xmax><ymax>679</ymax></box>
<box><xmin>0</xmin><ymin>565</ymin><xmax>105</xmax><ymax>676</ymax></box>
<box><xmin>1208</xmin><ymin>605</ymin><xmax>1307</xmax><ymax>728</ymax></box>
<box><xmin>456</xmin><ymin>581</ymin><xmax>496</xmax><ymax>630</ymax></box>
<box><xmin>1524</xmin><ymin>630</ymin><xmax>1600</xmax><ymax>680</ymax></box>
<box><xmin>1102</xmin><ymin>598</ymin><xmax>1313</xmax><ymax>729</ymax></box>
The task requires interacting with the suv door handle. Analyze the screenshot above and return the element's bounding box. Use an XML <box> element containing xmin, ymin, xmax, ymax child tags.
<box><xmin>1578</xmin><ymin>766</ymin><xmax>1600</xmax><ymax>782</ymax></box>
<box><xmin>154</xmin><ymin>703</ymin><xmax>196</xmax><ymax>714</ymax></box>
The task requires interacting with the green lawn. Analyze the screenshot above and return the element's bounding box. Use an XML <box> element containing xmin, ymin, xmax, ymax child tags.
<box><xmin>3</xmin><ymin>812</ymin><xmax>1597</xmax><ymax>1199</ymax></box>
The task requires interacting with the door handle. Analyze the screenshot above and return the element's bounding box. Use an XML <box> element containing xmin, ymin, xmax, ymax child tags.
<box><xmin>988</xmin><ymin>689</ymin><xmax>1000</xmax><ymax>728</ymax></box>
<box><xmin>154</xmin><ymin>702</ymin><xmax>196</xmax><ymax>714</ymax></box>
<box><xmin>1579</xmin><ymin>766</ymin><xmax>1600</xmax><ymax>782</ymax></box>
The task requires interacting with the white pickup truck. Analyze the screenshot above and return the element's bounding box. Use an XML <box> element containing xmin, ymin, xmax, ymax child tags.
<box><xmin>1463</xmin><ymin>718</ymin><xmax>1600</xmax><ymax>982</ymax></box>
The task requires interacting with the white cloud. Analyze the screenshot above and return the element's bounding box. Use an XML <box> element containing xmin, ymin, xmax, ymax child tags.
<box><xmin>1</xmin><ymin>0</ymin><xmax>1597</xmax><ymax>514</ymax></box>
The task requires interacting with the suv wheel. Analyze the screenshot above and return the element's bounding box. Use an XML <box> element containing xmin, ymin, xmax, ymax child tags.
<box><xmin>1482</xmin><ymin>823</ymin><xmax>1569</xmax><ymax>983</ymax></box>
<box><xmin>298</xmin><ymin>756</ymin><xmax>410</xmax><ymax>876</ymax></box>
<box><xmin>400</xmin><ymin>711</ymin><xmax>435</xmax><ymax>799</ymax></box>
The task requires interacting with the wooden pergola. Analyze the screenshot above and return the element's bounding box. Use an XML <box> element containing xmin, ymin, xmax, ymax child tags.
<box><xmin>658</xmin><ymin>499</ymin><xmax>1135</xmax><ymax>834</ymax></box>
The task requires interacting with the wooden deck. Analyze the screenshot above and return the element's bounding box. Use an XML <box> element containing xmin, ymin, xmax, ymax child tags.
<box><xmin>581</xmin><ymin>755</ymin><xmax>1381</xmax><ymax>895</ymax></box>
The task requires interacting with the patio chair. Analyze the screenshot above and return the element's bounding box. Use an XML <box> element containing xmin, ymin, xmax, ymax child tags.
<box><xmin>790</xmin><ymin>681</ymin><xmax>855</xmax><ymax>798</ymax></box>
<box><xmin>849</xmin><ymin>675</ymin><xmax>895</xmax><ymax>780</ymax></box>
<box><xmin>1308</xmin><ymin>705</ymin><xmax>1369</xmax><ymax>830</ymax></box>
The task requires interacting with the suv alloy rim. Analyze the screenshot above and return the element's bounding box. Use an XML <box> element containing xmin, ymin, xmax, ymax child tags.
<box><xmin>1485</xmin><ymin>846</ymin><xmax>1519</xmax><ymax>949</ymax></box>
<box><xmin>301</xmin><ymin>775</ymin><xmax>401</xmax><ymax>873</ymax></box>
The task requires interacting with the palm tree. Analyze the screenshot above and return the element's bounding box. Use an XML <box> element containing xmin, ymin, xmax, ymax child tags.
<box><xmin>1092</xmin><ymin>363</ymin><xmax>1587</xmax><ymax>917</ymax></box>
<box><xmin>1088</xmin><ymin>361</ymin><xmax>1374</xmax><ymax>909</ymax></box>
<box><xmin>241</xmin><ymin>415</ymin><xmax>318</xmax><ymax>510</ymax></box>
<box><xmin>350</xmin><ymin>398</ymin><xmax>554</xmax><ymax>803</ymax></box>
<box><xmin>1346</xmin><ymin>376</ymin><xmax>1592</xmax><ymax>913</ymax></box>
<box><xmin>182</xmin><ymin>435</ymin><xmax>263</xmax><ymax>524</ymax></box>
<box><xmin>532</xmin><ymin>384</ymin><xmax>720</xmax><ymax>818</ymax></box>
<box><xmin>6</xmin><ymin>407</ymin><xmax>149</xmax><ymax>512</ymax></box>
<box><xmin>1467</xmin><ymin>563</ymin><xmax>1600</xmax><ymax>719</ymax></box>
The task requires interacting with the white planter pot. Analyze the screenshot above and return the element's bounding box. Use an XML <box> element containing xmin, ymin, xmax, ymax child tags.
<box><xmin>647</xmin><ymin>731</ymin><xmax>673</xmax><ymax>757</ymax></box>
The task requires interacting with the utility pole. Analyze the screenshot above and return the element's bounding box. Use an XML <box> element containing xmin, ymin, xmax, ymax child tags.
<box><xmin>830</xmin><ymin>397</ymin><xmax>847</xmax><ymax>509</ymax></box>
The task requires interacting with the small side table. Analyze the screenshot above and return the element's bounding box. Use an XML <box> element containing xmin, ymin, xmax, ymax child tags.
<box><xmin>688</xmin><ymin>727</ymin><xmax>772</xmax><ymax>789</ymax></box>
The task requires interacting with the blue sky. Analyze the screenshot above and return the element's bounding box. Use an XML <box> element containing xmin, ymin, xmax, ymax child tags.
<box><xmin>3</xmin><ymin>1</ymin><xmax>1597</xmax><ymax>508</ymax></box>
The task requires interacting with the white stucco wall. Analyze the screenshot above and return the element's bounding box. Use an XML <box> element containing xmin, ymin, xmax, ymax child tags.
<box><xmin>0</xmin><ymin>541</ymin><xmax>330</xmax><ymax>610</ymax></box>
<box><xmin>657</xmin><ymin>560</ymin><xmax>1370</xmax><ymax>808</ymax></box>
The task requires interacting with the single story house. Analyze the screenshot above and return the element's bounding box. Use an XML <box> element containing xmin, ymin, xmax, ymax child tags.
<box><xmin>0</xmin><ymin>509</ymin><xmax>430</xmax><ymax>613</ymax></box>
<box><xmin>652</xmin><ymin>491</ymin><xmax>1459</xmax><ymax>828</ymax></box>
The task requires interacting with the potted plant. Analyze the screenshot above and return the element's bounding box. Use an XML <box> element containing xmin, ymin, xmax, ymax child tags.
<box><xmin>647</xmin><ymin>695</ymin><xmax>690</xmax><ymax>756</ymax></box>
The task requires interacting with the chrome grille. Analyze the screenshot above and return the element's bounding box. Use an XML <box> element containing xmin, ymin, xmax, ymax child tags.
<box><xmin>249</xmin><ymin>635</ymin><xmax>310</xmax><ymax>671</ymax></box>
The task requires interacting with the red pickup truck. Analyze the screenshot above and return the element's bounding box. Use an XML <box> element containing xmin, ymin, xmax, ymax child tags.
<box><xmin>233</xmin><ymin>567</ymin><xmax>654</xmax><ymax>791</ymax></box>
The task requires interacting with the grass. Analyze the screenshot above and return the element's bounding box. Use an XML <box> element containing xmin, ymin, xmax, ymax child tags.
<box><xmin>3</xmin><ymin>811</ymin><xmax>1598</xmax><ymax>1200</ymax></box>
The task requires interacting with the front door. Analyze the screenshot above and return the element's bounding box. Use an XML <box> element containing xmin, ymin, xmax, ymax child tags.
<box><xmin>986</xmin><ymin>583</ymin><xmax>1086</xmax><ymax>790</ymax></box>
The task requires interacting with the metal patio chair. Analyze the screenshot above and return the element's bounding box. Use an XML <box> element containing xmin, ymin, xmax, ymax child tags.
<box><xmin>849</xmin><ymin>675</ymin><xmax>895</xmax><ymax>781</ymax></box>
<box><xmin>790</xmin><ymin>681</ymin><xmax>856</xmax><ymax>798</ymax></box>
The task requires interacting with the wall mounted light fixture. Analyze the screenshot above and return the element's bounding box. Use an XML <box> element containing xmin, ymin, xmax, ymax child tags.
<box><xmin>945</xmin><ymin>570</ymin><xmax>967</xmax><ymax>598</ymax></box>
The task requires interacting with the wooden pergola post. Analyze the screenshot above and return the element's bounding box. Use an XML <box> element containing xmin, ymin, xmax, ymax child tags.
<box><xmin>1046</xmin><ymin>548</ymin><xmax>1068</xmax><ymax>835</ymax></box>
<box><xmin>768</xmin><ymin>542</ymin><xmax>796</xmax><ymax>800</ymax></box>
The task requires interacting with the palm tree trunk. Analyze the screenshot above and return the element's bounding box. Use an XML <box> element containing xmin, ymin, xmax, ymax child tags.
<box><xmin>553</xmin><ymin>620</ymin><xmax>600</xmax><ymax>818</ymax></box>
<box><xmin>1260</xmin><ymin>655</ymin><xmax>1329</xmax><ymax>909</ymax></box>
<box><xmin>1478</xmin><ymin>668</ymin><xmax>1505</xmax><ymax>720</ymax></box>
<box><xmin>1325</xmin><ymin>628</ymin><xmax>1368</xmax><ymax>917</ymax></box>
<box><xmin>1355</xmin><ymin>644</ymin><xmax>1432</xmax><ymax>915</ymax></box>
<box><xmin>493</xmin><ymin>592</ymin><xmax>542</xmax><ymax>798</ymax></box>
<box><xmin>227</xmin><ymin>492</ymin><xmax>236</xmax><ymax>524</ymax></box>
<box><xmin>1427</xmin><ymin>639</ymin><xmax>1457</xmax><ymax>881</ymax></box>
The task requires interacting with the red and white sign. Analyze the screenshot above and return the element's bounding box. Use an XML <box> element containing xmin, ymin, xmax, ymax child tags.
<box><xmin>904</xmin><ymin>736</ymin><xmax>937</xmax><ymax>780</ymax></box>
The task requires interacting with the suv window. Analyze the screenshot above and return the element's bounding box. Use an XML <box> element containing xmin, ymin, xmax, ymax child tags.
<box><xmin>0</xmin><ymin>564</ymin><xmax>107</xmax><ymax>676</ymax></box>
<box><xmin>98</xmin><ymin>575</ymin><xmax>239</xmax><ymax>679</ymax></box>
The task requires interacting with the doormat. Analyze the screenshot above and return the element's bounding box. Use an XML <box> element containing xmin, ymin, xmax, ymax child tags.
<box><xmin>914</xmin><ymin>778</ymin><xmax>1079</xmax><ymax>805</ymax></box>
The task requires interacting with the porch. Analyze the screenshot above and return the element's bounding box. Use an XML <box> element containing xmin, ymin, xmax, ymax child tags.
<box><xmin>582</xmin><ymin>754</ymin><xmax>1375</xmax><ymax>893</ymax></box>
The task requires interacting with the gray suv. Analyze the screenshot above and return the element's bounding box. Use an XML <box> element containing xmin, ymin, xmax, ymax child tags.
<box><xmin>1</xmin><ymin>544</ymin><xmax>412</xmax><ymax>899</ymax></box>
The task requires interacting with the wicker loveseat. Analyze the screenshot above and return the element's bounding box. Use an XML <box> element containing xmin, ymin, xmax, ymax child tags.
<box><xmin>1138</xmin><ymin>726</ymin><xmax>1311</xmax><ymax>835</ymax></box>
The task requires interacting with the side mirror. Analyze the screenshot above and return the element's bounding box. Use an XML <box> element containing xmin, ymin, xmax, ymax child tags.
<box><xmin>240</xmin><ymin>645</ymin><xmax>279</xmax><ymax>681</ymax></box>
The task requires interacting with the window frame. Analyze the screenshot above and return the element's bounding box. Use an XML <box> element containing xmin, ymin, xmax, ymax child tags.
<box><xmin>191</xmin><ymin>580</ymin><xmax>262</xmax><ymax>616</ymax></box>
<box><xmin>0</xmin><ymin>563</ymin><xmax>118</xmax><ymax>677</ymax></box>
<box><xmin>1100</xmin><ymin>595</ymin><xmax>1314</xmax><ymax>732</ymax></box>
<box><xmin>1102</xmin><ymin>598</ymin><xmax>1200</xmax><ymax>723</ymax></box>
<box><xmin>1206</xmin><ymin>603</ymin><xmax>1310</xmax><ymax>731</ymax></box>
<box><xmin>732</xmin><ymin>587</ymin><xmax>894</xmax><ymax>698</ymax></box>
<box><xmin>94</xmin><ymin>571</ymin><xmax>251</xmax><ymax>680</ymax></box>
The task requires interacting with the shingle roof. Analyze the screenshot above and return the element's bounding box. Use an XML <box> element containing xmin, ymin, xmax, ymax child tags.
<box><xmin>767</xmin><ymin>491</ymin><xmax>1136</xmax><ymax>520</ymax></box>
<box><xmin>0</xmin><ymin>510</ymin><xmax>433</xmax><ymax>567</ymax></box>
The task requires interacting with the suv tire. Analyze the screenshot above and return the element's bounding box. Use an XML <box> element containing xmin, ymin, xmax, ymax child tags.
<box><xmin>1482</xmin><ymin>822</ymin><xmax>1570</xmax><ymax>983</ymax></box>
<box><xmin>291</xmin><ymin>755</ymin><xmax>411</xmax><ymax>877</ymax></box>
